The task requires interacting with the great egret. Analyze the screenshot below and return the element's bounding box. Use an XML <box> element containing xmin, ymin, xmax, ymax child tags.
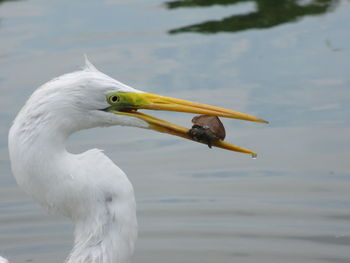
<box><xmin>7</xmin><ymin>58</ymin><xmax>267</xmax><ymax>263</ymax></box>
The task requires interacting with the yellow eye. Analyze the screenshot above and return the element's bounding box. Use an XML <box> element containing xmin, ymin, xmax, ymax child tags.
<box><xmin>108</xmin><ymin>95</ymin><xmax>120</xmax><ymax>104</ymax></box>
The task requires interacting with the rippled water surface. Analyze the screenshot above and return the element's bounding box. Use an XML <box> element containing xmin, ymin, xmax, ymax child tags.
<box><xmin>1</xmin><ymin>0</ymin><xmax>350</xmax><ymax>262</ymax></box>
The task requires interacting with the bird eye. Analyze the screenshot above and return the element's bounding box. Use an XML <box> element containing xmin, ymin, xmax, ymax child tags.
<box><xmin>108</xmin><ymin>95</ymin><xmax>120</xmax><ymax>104</ymax></box>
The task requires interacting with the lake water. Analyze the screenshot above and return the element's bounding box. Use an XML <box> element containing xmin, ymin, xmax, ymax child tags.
<box><xmin>0</xmin><ymin>0</ymin><xmax>350</xmax><ymax>262</ymax></box>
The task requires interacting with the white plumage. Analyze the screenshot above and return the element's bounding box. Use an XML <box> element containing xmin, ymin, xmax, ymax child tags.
<box><xmin>9</xmin><ymin>60</ymin><xmax>141</xmax><ymax>263</ymax></box>
<box><xmin>6</xmin><ymin>59</ymin><xmax>265</xmax><ymax>263</ymax></box>
<box><xmin>0</xmin><ymin>256</ymin><xmax>9</xmax><ymax>263</ymax></box>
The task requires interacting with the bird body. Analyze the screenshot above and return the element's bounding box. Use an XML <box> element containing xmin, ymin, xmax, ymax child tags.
<box><xmin>7</xmin><ymin>59</ymin><xmax>266</xmax><ymax>263</ymax></box>
<box><xmin>8</xmin><ymin>63</ymin><xmax>139</xmax><ymax>263</ymax></box>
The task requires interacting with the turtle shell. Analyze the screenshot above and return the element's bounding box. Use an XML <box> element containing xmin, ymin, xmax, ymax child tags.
<box><xmin>191</xmin><ymin>115</ymin><xmax>226</xmax><ymax>140</ymax></box>
<box><xmin>188</xmin><ymin>115</ymin><xmax>226</xmax><ymax>148</ymax></box>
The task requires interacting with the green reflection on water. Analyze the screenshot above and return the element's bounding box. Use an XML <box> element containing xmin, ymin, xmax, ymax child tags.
<box><xmin>167</xmin><ymin>0</ymin><xmax>339</xmax><ymax>34</ymax></box>
<box><xmin>0</xmin><ymin>0</ymin><xmax>22</xmax><ymax>4</ymax></box>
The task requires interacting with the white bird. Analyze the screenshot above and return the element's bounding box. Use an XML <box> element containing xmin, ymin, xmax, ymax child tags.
<box><xmin>7</xmin><ymin>58</ymin><xmax>267</xmax><ymax>263</ymax></box>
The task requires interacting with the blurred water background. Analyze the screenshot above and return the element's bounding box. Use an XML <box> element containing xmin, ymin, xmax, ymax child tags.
<box><xmin>0</xmin><ymin>0</ymin><xmax>350</xmax><ymax>262</ymax></box>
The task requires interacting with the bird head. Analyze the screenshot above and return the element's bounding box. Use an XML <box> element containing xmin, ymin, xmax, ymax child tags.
<box><xmin>20</xmin><ymin>58</ymin><xmax>267</xmax><ymax>155</ymax></box>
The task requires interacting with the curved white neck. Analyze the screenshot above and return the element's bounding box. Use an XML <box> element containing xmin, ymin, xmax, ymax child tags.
<box><xmin>9</xmin><ymin>111</ymin><xmax>137</xmax><ymax>263</ymax></box>
<box><xmin>67</xmin><ymin>199</ymin><xmax>137</xmax><ymax>263</ymax></box>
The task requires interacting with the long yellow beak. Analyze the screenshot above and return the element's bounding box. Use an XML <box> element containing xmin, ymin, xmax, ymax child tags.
<box><xmin>106</xmin><ymin>92</ymin><xmax>267</xmax><ymax>156</ymax></box>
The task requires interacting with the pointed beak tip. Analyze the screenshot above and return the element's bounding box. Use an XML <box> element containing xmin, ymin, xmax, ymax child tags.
<box><xmin>110</xmin><ymin>92</ymin><xmax>267</xmax><ymax>154</ymax></box>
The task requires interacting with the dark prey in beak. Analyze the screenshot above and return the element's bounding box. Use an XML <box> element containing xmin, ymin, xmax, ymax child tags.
<box><xmin>188</xmin><ymin>115</ymin><xmax>226</xmax><ymax>148</ymax></box>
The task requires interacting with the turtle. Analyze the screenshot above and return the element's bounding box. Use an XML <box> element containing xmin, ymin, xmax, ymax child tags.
<box><xmin>188</xmin><ymin>115</ymin><xmax>226</xmax><ymax>148</ymax></box>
